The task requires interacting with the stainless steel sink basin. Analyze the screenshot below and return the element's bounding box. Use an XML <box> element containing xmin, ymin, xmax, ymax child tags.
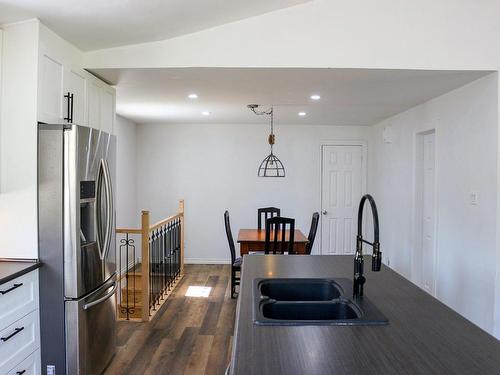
<box><xmin>253</xmin><ymin>278</ymin><xmax>388</xmax><ymax>326</ymax></box>
<box><xmin>262</xmin><ymin>300</ymin><xmax>361</xmax><ymax>320</ymax></box>
<box><xmin>259</xmin><ymin>278</ymin><xmax>343</xmax><ymax>301</ymax></box>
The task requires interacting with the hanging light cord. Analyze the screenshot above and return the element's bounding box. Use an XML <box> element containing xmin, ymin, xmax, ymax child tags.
<box><xmin>268</xmin><ymin>107</ymin><xmax>275</xmax><ymax>155</ymax></box>
<box><xmin>248</xmin><ymin>105</ymin><xmax>275</xmax><ymax>153</ymax></box>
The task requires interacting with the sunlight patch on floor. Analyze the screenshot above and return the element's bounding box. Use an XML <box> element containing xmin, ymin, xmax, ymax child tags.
<box><xmin>185</xmin><ymin>285</ymin><xmax>212</xmax><ymax>298</ymax></box>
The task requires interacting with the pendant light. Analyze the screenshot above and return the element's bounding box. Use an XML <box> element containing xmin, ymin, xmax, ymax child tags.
<box><xmin>248</xmin><ymin>104</ymin><xmax>286</xmax><ymax>177</ymax></box>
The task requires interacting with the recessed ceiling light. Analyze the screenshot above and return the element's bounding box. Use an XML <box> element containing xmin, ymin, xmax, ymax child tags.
<box><xmin>188</xmin><ymin>93</ymin><xmax>198</xmax><ymax>99</ymax></box>
<box><xmin>202</xmin><ymin>111</ymin><xmax>211</xmax><ymax>116</ymax></box>
<box><xmin>298</xmin><ymin>112</ymin><xmax>307</xmax><ymax>116</ymax></box>
<box><xmin>310</xmin><ymin>94</ymin><xmax>321</xmax><ymax>100</ymax></box>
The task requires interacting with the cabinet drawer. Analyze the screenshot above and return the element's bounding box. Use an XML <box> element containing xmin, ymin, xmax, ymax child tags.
<box><xmin>0</xmin><ymin>311</ymin><xmax>40</xmax><ymax>374</ymax></box>
<box><xmin>0</xmin><ymin>271</ymin><xmax>39</xmax><ymax>330</ymax></box>
<box><xmin>6</xmin><ymin>349</ymin><xmax>41</xmax><ymax>375</ymax></box>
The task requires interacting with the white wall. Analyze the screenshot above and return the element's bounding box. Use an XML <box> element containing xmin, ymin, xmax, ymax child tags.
<box><xmin>136</xmin><ymin>123</ymin><xmax>370</xmax><ymax>263</ymax></box>
<box><xmin>114</xmin><ymin>115</ymin><xmax>140</xmax><ymax>270</ymax></box>
<box><xmin>0</xmin><ymin>20</ymin><xmax>39</xmax><ymax>259</ymax></box>
<box><xmin>115</xmin><ymin>115</ymin><xmax>138</xmax><ymax>229</ymax></box>
<box><xmin>369</xmin><ymin>74</ymin><xmax>499</xmax><ymax>336</ymax></box>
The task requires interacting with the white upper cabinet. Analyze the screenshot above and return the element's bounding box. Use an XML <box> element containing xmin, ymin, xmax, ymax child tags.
<box><xmin>37</xmin><ymin>23</ymin><xmax>115</xmax><ymax>133</ymax></box>
<box><xmin>100</xmin><ymin>86</ymin><xmax>115</xmax><ymax>134</ymax></box>
<box><xmin>38</xmin><ymin>53</ymin><xmax>64</xmax><ymax>124</ymax></box>
<box><xmin>87</xmin><ymin>79</ymin><xmax>101</xmax><ymax>129</ymax></box>
<box><xmin>64</xmin><ymin>68</ymin><xmax>87</xmax><ymax>126</ymax></box>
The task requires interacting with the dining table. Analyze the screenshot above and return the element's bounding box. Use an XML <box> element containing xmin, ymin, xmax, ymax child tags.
<box><xmin>237</xmin><ymin>229</ymin><xmax>309</xmax><ymax>255</ymax></box>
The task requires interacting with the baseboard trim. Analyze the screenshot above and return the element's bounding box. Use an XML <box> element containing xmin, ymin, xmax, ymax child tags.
<box><xmin>185</xmin><ymin>258</ymin><xmax>231</xmax><ymax>264</ymax></box>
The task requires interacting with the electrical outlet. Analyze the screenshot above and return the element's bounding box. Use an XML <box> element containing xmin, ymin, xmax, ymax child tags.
<box><xmin>47</xmin><ymin>365</ymin><xmax>56</xmax><ymax>375</ymax></box>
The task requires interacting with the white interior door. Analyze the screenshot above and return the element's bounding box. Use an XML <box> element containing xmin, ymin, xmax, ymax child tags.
<box><xmin>421</xmin><ymin>132</ymin><xmax>436</xmax><ymax>294</ymax></box>
<box><xmin>321</xmin><ymin>145</ymin><xmax>364</xmax><ymax>254</ymax></box>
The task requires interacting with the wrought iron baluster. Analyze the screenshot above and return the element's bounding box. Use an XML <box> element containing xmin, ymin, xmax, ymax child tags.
<box><xmin>160</xmin><ymin>225</ymin><xmax>165</xmax><ymax>297</ymax></box>
<box><xmin>119</xmin><ymin>234</ymin><xmax>136</xmax><ymax>320</ymax></box>
<box><xmin>171</xmin><ymin>220</ymin><xmax>175</xmax><ymax>281</ymax></box>
<box><xmin>178</xmin><ymin>218</ymin><xmax>181</xmax><ymax>276</ymax></box>
<box><xmin>154</xmin><ymin>229</ymin><xmax>159</xmax><ymax>307</ymax></box>
<box><xmin>149</xmin><ymin>232</ymin><xmax>153</xmax><ymax>311</ymax></box>
<box><xmin>162</xmin><ymin>224</ymin><xmax>169</xmax><ymax>293</ymax></box>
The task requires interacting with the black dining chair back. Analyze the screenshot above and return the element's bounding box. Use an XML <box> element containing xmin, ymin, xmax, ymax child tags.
<box><xmin>305</xmin><ymin>212</ymin><xmax>320</xmax><ymax>254</ymax></box>
<box><xmin>224</xmin><ymin>211</ymin><xmax>241</xmax><ymax>298</ymax></box>
<box><xmin>264</xmin><ymin>216</ymin><xmax>295</xmax><ymax>254</ymax></box>
<box><xmin>258</xmin><ymin>207</ymin><xmax>281</xmax><ymax>230</ymax></box>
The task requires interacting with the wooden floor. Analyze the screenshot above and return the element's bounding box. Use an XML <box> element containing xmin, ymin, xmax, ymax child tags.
<box><xmin>104</xmin><ymin>264</ymin><xmax>237</xmax><ymax>375</ymax></box>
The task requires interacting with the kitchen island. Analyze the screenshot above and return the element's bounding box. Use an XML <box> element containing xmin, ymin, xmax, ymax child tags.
<box><xmin>230</xmin><ymin>255</ymin><xmax>500</xmax><ymax>375</ymax></box>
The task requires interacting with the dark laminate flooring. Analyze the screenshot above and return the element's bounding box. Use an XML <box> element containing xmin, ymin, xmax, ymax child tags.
<box><xmin>104</xmin><ymin>264</ymin><xmax>237</xmax><ymax>375</ymax></box>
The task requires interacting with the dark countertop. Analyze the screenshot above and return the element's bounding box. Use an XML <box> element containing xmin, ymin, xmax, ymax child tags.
<box><xmin>230</xmin><ymin>255</ymin><xmax>500</xmax><ymax>375</ymax></box>
<box><xmin>0</xmin><ymin>259</ymin><xmax>41</xmax><ymax>285</ymax></box>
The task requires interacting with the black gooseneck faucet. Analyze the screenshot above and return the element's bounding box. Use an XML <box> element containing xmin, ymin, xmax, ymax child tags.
<box><xmin>353</xmin><ymin>194</ymin><xmax>382</xmax><ymax>297</ymax></box>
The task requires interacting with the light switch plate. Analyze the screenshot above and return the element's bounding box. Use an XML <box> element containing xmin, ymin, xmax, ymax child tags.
<box><xmin>383</xmin><ymin>124</ymin><xmax>393</xmax><ymax>143</ymax></box>
<box><xmin>470</xmin><ymin>191</ymin><xmax>478</xmax><ymax>205</ymax></box>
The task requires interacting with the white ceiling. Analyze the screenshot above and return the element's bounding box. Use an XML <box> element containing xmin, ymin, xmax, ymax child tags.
<box><xmin>0</xmin><ymin>0</ymin><xmax>310</xmax><ymax>51</ymax></box>
<box><xmin>90</xmin><ymin>68</ymin><xmax>490</xmax><ymax>125</ymax></box>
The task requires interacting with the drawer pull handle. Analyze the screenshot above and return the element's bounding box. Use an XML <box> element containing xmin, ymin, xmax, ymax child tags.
<box><xmin>17</xmin><ymin>370</ymin><xmax>26</xmax><ymax>375</ymax></box>
<box><xmin>1</xmin><ymin>327</ymin><xmax>24</xmax><ymax>342</ymax></box>
<box><xmin>0</xmin><ymin>283</ymin><xmax>23</xmax><ymax>295</ymax></box>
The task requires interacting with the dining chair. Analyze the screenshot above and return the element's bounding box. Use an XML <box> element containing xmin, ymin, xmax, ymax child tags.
<box><xmin>257</xmin><ymin>207</ymin><xmax>281</xmax><ymax>230</ymax></box>
<box><xmin>264</xmin><ymin>216</ymin><xmax>295</xmax><ymax>254</ymax></box>
<box><xmin>305</xmin><ymin>212</ymin><xmax>320</xmax><ymax>254</ymax></box>
<box><xmin>224</xmin><ymin>211</ymin><xmax>241</xmax><ymax>298</ymax></box>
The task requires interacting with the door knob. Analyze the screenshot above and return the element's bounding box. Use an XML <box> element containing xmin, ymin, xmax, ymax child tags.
<box><xmin>322</xmin><ymin>210</ymin><xmax>327</xmax><ymax>215</ymax></box>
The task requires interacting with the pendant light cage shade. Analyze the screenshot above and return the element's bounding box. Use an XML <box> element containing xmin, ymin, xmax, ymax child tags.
<box><xmin>248</xmin><ymin>103</ymin><xmax>286</xmax><ymax>177</ymax></box>
<box><xmin>258</xmin><ymin>152</ymin><xmax>285</xmax><ymax>177</ymax></box>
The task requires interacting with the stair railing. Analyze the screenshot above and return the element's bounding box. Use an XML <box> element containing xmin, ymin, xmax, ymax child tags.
<box><xmin>116</xmin><ymin>199</ymin><xmax>185</xmax><ymax>321</ymax></box>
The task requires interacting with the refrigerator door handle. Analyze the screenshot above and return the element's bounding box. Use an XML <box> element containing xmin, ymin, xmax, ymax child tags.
<box><xmin>102</xmin><ymin>159</ymin><xmax>114</xmax><ymax>260</ymax></box>
<box><xmin>83</xmin><ymin>281</ymin><xmax>117</xmax><ymax>310</ymax></box>
<box><xmin>95</xmin><ymin>159</ymin><xmax>106</xmax><ymax>258</ymax></box>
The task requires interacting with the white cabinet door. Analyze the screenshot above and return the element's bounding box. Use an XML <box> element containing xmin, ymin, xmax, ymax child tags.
<box><xmin>38</xmin><ymin>54</ymin><xmax>64</xmax><ymax>123</ymax></box>
<box><xmin>0</xmin><ymin>271</ymin><xmax>39</xmax><ymax>331</ymax></box>
<box><xmin>100</xmin><ymin>87</ymin><xmax>115</xmax><ymax>134</ymax></box>
<box><xmin>6</xmin><ymin>349</ymin><xmax>40</xmax><ymax>375</ymax></box>
<box><xmin>87</xmin><ymin>79</ymin><xmax>101</xmax><ymax>129</ymax></box>
<box><xmin>64</xmin><ymin>68</ymin><xmax>87</xmax><ymax>126</ymax></box>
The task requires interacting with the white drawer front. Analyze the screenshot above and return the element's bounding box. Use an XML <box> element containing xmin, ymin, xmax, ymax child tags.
<box><xmin>6</xmin><ymin>349</ymin><xmax>41</xmax><ymax>375</ymax></box>
<box><xmin>0</xmin><ymin>311</ymin><xmax>40</xmax><ymax>374</ymax></box>
<box><xmin>0</xmin><ymin>270</ymin><xmax>39</xmax><ymax>330</ymax></box>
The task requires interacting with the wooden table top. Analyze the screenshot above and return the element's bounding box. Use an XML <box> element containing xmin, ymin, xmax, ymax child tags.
<box><xmin>237</xmin><ymin>229</ymin><xmax>308</xmax><ymax>243</ymax></box>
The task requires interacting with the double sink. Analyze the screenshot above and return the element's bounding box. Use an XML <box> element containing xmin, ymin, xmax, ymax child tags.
<box><xmin>253</xmin><ymin>278</ymin><xmax>388</xmax><ymax>326</ymax></box>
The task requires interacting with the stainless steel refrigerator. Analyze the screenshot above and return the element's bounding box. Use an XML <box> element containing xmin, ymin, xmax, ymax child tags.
<box><xmin>38</xmin><ymin>124</ymin><xmax>117</xmax><ymax>375</ymax></box>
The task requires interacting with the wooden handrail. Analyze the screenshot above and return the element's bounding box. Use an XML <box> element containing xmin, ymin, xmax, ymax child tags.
<box><xmin>116</xmin><ymin>228</ymin><xmax>142</xmax><ymax>234</ymax></box>
<box><xmin>149</xmin><ymin>212</ymin><xmax>183</xmax><ymax>231</ymax></box>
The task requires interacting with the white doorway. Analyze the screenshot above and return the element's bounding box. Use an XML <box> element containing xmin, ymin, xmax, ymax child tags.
<box><xmin>320</xmin><ymin>143</ymin><xmax>366</xmax><ymax>254</ymax></box>
<box><xmin>414</xmin><ymin>130</ymin><xmax>437</xmax><ymax>295</ymax></box>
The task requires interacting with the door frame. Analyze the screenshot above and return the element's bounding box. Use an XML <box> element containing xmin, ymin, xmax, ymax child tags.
<box><xmin>318</xmin><ymin>140</ymin><xmax>368</xmax><ymax>255</ymax></box>
<box><xmin>411</xmin><ymin>128</ymin><xmax>439</xmax><ymax>297</ymax></box>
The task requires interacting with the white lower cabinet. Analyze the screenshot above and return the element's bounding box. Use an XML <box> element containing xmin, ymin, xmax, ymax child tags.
<box><xmin>6</xmin><ymin>349</ymin><xmax>41</xmax><ymax>375</ymax></box>
<box><xmin>0</xmin><ymin>271</ymin><xmax>39</xmax><ymax>330</ymax></box>
<box><xmin>0</xmin><ymin>270</ymin><xmax>40</xmax><ymax>375</ymax></box>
